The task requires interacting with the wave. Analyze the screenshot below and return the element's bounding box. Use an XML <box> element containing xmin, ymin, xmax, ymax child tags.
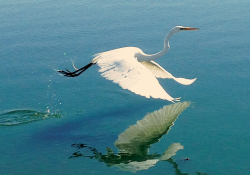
<box><xmin>0</xmin><ymin>109</ymin><xmax>62</xmax><ymax>126</ymax></box>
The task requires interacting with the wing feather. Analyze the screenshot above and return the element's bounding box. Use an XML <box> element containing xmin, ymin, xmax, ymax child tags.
<box><xmin>93</xmin><ymin>47</ymin><xmax>177</xmax><ymax>102</ymax></box>
<box><xmin>140</xmin><ymin>61</ymin><xmax>196</xmax><ymax>85</ymax></box>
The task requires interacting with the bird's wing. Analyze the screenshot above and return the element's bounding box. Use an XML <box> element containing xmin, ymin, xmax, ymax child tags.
<box><xmin>114</xmin><ymin>102</ymin><xmax>190</xmax><ymax>156</ymax></box>
<box><xmin>159</xmin><ymin>143</ymin><xmax>184</xmax><ymax>161</ymax></box>
<box><xmin>93</xmin><ymin>47</ymin><xmax>178</xmax><ymax>102</ymax></box>
<box><xmin>140</xmin><ymin>61</ymin><xmax>196</xmax><ymax>85</ymax></box>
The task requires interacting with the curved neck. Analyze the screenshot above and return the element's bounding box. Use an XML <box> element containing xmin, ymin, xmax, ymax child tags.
<box><xmin>137</xmin><ymin>28</ymin><xmax>177</xmax><ymax>62</ymax></box>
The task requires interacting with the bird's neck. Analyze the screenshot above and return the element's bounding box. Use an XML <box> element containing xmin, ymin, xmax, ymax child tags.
<box><xmin>137</xmin><ymin>29</ymin><xmax>176</xmax><ymax>62</ymax></box>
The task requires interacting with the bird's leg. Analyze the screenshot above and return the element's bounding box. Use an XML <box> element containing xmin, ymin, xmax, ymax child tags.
<box><xmin>58</xmin><ymin>62</ymin><xmax>96</xmax><ymax>77</ymax></box>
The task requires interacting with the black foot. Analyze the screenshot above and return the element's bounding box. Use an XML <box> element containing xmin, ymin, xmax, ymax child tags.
<box><xmin>58</xmin><ymin>62</ymin><xmax>95</xmax><ymax>77</ymax></box>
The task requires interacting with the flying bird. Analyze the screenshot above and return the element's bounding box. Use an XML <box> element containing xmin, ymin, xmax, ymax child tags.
<box><xmin>58</xmin><ymin>26</ymin><xmax>198</xmax><ymax>102</ymax></box>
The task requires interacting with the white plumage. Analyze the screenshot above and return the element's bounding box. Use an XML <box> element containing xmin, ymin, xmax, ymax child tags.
<box><xmin>58</xmin><ymin>26</ymin><xmax>198</xmax><ymax>102</ymax></box>
<box><xmin>93</xmin><ymin>47</ymin><xmax>180</xmax><ymax>102</ymax></box>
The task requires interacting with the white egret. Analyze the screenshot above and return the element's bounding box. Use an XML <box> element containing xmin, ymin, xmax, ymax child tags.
<box><xmin>58</xmin><ymin>26</ymin><xmax>198</xmax><ymax>102</ymax></box>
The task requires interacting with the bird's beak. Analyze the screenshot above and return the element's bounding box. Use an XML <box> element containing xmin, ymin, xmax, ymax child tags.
<box><xmin>184</xmin><ymin>27</ymin><xmax>199</xmax><ymax>30</ymax></box>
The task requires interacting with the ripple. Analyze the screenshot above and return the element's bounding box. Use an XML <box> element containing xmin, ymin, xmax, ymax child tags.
<box><xmin>0</xmin><ymin>110</ymin><xmax>62</xmax><ymax>126</ymax></box>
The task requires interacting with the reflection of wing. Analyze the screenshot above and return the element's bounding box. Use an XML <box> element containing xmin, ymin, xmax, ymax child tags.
<box><xmin>115</xmin><ymin>143</ymin><xmax>184</xmax><ymax>173</ymax></box>
<box><xmin>160</xmin><ymin>143</ymin><xmax>184</xmax><ymax>161</ymax></box>
<box><xmin>93</xmin><ymin>47</ymin><xmax>178</xmax><ymax>102</ymax></box>
<box><xmin>140</xmin><ymin>61</ymin><xmax>196</xmax><ymax>85</ymax></box>
<box><xmin>115</xmin><ymin>159</ymin><xmax>159</xmax><ymax>173</ymax></box>
<box><xmin>115</xmin><ymin>102</ymin><xmax>190</xmax><ymax>155</ymax></box>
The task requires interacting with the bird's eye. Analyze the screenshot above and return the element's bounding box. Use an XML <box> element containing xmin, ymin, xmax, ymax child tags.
<box><xmin>180</xmin><ymin>28</ymin><xmax>185</xmax><ymax>30</ymax></box>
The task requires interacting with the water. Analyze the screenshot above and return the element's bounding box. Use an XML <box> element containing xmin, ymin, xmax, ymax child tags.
<box><xmin>0</xmin><ymin>0</ymin><xmax>250</xmax><ymax>174</ymax></box>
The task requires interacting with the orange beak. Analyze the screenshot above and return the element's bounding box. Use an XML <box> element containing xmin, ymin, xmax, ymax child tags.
<box><xmin>184</xmin><ymin>27</ymin><xmax>199</xmax><ymax>30</ymax></box>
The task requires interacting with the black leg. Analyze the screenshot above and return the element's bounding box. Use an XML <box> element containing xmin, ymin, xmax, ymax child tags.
<box><xmin>58</xmin><ymin>62</ymin><xmax>95</xmax><ymax>77</ymax></box>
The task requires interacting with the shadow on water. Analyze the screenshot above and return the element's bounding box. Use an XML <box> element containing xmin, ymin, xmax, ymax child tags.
<box><xmin>69</xmin><ymin>102</ymin><xmax>208</xmax><ymax>174</ymax></box>
<box><xmin>0</xmin><ymin>109</ymin><xmax>62</xmax><ymax>126</ymax></box>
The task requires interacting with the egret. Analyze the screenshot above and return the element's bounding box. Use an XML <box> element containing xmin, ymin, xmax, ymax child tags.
<box><xmin>58</xmin><ymin>26</ymin><xmax>199</xmax><ymax>102</ymax></box>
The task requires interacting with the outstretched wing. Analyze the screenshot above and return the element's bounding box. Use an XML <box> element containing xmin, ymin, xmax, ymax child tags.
<box><xmin>93</xmin><ymin>47</ymin><xmax>179</xmax><ymax>102</ymax></box>
<box><xmin>140</xmin><ymin>61</ymin><xmax>196</xmax><ymax>85</ymax></box>
<box><xmin>114</xmin><ymin>102</ymin><xmax>190</xmax><ymax>155</ymax></box>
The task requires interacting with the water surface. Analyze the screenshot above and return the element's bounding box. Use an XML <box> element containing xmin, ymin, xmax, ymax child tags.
<box><xmin>1</xmin><ymin>0</ymin><xmax>250</xmax><ymax>174</ymax></box>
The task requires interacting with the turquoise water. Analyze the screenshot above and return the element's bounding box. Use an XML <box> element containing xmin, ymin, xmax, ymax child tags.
<box><xmin>1</xmin><ymin>0</ymin><xmax>250</xmax><ymax>174</ymax></box>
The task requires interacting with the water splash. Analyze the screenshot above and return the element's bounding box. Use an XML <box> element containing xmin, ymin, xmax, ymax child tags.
<box><xmin>0</xmin><ymin>109</ymin><xmax>62</xmax><ymax>126</ymax></box>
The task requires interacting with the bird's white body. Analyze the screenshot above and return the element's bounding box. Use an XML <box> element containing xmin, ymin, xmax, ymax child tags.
<box><xmin>59</xmin><ymin>26</ymin><xmax>198</xmax><ymax>102</ymax></box>
<box><xmin>91</xmin><ymin>46</ymin><xmax>195</xmax><ymax>102</ymax></box>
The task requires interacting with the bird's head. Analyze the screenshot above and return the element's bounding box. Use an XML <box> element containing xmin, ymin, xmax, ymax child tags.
<box><xmin>164</xmin><ymin>26</ymin><xmax>199</xmax><ymax>50</ymax></box>
<box><xmin>174</xmin><ymin>26</ymin><xmax>199</xmax><ymax>32</ymax></box>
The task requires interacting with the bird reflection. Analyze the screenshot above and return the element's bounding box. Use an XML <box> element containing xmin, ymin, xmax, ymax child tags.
<box><xmin>69</xmin><ymin>102</ymin><xmax>207</xmax><ymax>174</ymax></box>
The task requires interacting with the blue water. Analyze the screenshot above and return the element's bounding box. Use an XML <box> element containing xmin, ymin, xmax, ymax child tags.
<box><xmin>1</xmin><ymin>0</ymin><xmax>250</xmax><ymax>174</ymax></box>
